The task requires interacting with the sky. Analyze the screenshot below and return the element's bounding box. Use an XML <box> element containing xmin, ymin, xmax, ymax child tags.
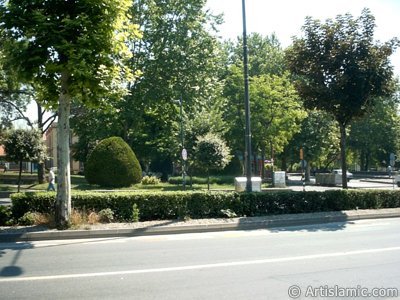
<box><xmin>205</xmin><ymin>0</ymin><xmax>400</xmax><ymax>76</ymax></box>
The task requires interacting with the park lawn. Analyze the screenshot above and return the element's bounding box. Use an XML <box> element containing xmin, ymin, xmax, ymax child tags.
<box><xmin>0</xmin><ymin>174</ymin><xmax>236</xmax><ymax>192</ymax></box>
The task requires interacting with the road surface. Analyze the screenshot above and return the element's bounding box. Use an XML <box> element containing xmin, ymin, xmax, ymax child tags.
<box><xmin>1</xmin><ymin>218</ymin><xmax>399</xmax><ymax>299</ymax></box>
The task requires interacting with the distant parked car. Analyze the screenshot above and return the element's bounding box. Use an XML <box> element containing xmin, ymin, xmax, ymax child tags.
<box><xmin>332</xmin><ymin>169</ymin><xmax>354</xmax><ymax>182</ymax></box>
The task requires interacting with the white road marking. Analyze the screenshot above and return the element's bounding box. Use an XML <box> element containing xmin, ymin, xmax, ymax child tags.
<box><xmin>1</xmin><ymin>246</ymin><xmax>400</xmax><ymax>283</ymax></box>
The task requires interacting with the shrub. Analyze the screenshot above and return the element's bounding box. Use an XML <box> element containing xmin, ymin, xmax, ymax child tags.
<box><xmin>10</xmin><ymin>189</ymin><xmax>400</xmax><ymax>223</ymax></box>
<box><xmin>98</xmin><ymin>208</ymin><xmax>114</xmax><ymax>223</ymax></box>
<box><xmin>70</xmin><ymin>209</ymin><xmax>88</xmax><ymax>227</ymax></box>
<box><xmin>0</xmin><ymin>206</ymin><xmax>12</xmax><ymax>226</ymax></box>
<box><xmin>85</xmin><ymin>137</ymin><xmax>142</xmax><ymax>187</ymax></box>
<box><xmin>141</xmin><ymin>175</ymin><xmax>160</xmax><ymax>185</ymax></box>
<box><xmin>18</xmin><ymin>211</ymin><xmax>36</xmax><ymax>226</ymax></box>
<box><xmin>132</xmin><ymin>203</ymin><xmax>140</xmax><ymax>222</ymax></box>
<box><xmin>11</xmin><ymin>192</ymin><xmax>55</xmax><ymax>220</ymax></box>
<box><xmin>88</xmin><ymin>212</ymin><xmax>100</xmax><ymax>224</ymax></box>
<box><xmin>33</xmin><ymin>213</ymin><xmax>54</xmax><ymax>226</ymax></box>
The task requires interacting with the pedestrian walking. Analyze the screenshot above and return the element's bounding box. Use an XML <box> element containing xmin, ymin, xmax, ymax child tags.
<box><xmin>388</xmin><ymin>165</ymin><xmax>392</xmax><ymax>178</ymax></box>
<box><xmin>47</xmin><ymin>168</ymin><xmax>56</xmax><ymax>191</ymax></box>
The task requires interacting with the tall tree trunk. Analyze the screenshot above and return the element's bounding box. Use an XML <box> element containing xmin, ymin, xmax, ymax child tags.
<box><xmin>55</xmin><ymin>71</ymin><xmax>71</xmax><ymax>228</ymax></box>
<box><xmin>339</xmin><ymin>123</ymin><xmax>348</xmax><ymax>189</ymax></box>
<box><xmin>281</xmin><ymin>146</ymin><xmax>288</xmax><ymax>173</ymax></box>
<box><xmin>37</xmin><ymin>163</ymin><xmax>45</xmax><ymax>184</ymax></box>
<box><xmin>261</xmin><ymin>148</ymin><xmax>265</xmax><ymax>180</ymax></box>
<box><xmin>207</xmin><ymin>169</ymin><xmax>210</xmax><ymax>191</ymax></box>
<box><xmin>37</xmin><ymin>104</ymin><xmax>45</xmax><ymax>184</ymax></box>
<box><xmin>305</xmin><ymin>163</ymin><xmax>311</xmax><ymax>183</ymax></box>
<box><xmin>360</xmin><ymin>150</ymin><xmax>366</xmax><ymax>171</ymax></box>
<box><xmin>253</xmin><ymin>152</ymin><xmax>257</xmax><ymax>176</ymax></box>
<box><xmin>38</xmin><ymin>106</ymin><xmax>47</xmax><ymax>184</ymax></box>
<box><xmin>365</xmin><ymin>150</ymin><xmax>371</xmax><ymax>171</ymax></box>
<box><xmin>17</xmin><ymin>160</ymin><xmax>22</xmax><ymax>193</ymax></box>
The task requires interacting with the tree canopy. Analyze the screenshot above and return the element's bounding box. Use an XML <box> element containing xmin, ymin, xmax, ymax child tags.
<box><xmin>193</xmin><ymin>132</ymin><xmax>232</xmax><ymax>189</ymax></box>
<box><xmin>223</xmin><ymin>34</ymin><xmax>305</xmax><ymax>176</ymax></box>
<box><xmin>0</xmin><ymin>0</ymin><xmax>140</xmax><ymax>227</ymax></box>
<box><xmin>3</xmin><ymin>129</ymin><xmax>46</xmax><ymax>192</ymax></box>
<box><xmin>286</xmin><ymin>8</ymin><xmax>398</xmax><ymax>187</ymax></box>
<box><xmin>71</xmin><ymin>0</ymin><xmax>225</xmax><ymax>171</ymax></box>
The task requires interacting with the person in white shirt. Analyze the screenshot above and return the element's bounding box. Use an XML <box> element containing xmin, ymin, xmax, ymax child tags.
<box><xmin>47</xmin><ymin>168</ymin><xmax>56</xmax><ymax>191</ymax></box>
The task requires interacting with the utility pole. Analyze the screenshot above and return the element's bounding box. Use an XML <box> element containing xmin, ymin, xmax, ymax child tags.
<box><xmin>176</xmin><ymin>97</ymin><xmax>186</xmax><ymax>189</ymax></box>
<box><xmin>242</xmin><ymin>0</ymin><xmax>252</xmax><ymax>192</ymax></box>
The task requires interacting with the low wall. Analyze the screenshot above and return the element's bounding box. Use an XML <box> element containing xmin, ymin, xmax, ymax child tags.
<box><xmin>315</xmin><ymin>173</ymin><xmax>341</xmax><ymax>186</ymax></box>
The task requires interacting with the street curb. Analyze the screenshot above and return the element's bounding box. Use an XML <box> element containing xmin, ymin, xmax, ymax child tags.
<box><xmin>1</xmin><ymin>208</ymin><xmax>400</xmax><ymax>242</ymax></box>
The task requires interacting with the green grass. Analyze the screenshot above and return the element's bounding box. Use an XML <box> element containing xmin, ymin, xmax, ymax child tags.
<box><xmin>0</xmin><ymin>173</ymin><xmax>237</xmax><ymax>192</ymax></box>
<box><xmin>0</xmin><ymin>171</ymin><xmax>38</xmax><ymax>177</ymax></box>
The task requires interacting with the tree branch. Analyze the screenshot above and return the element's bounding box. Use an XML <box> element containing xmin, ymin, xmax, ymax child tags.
<box><xmin>0</xmin><ymin>99</ymin><xmax>33</xmax><ymax>127</ymax></box>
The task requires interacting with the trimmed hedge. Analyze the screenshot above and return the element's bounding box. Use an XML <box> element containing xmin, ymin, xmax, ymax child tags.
<box><xmin>10</xmin><ymin>190</ymin><xmax>400</xmax><ymax>222</ymax></box>
<box><xmin>85</xmin><ymin>137</ymin><xmax>142</xmax><ymax>187</ymax></box>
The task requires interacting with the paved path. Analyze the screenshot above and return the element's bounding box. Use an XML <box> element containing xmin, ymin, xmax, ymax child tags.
<box><xmin>0</xmin><ymin>198</ymin><xmax>11</xmax><ymax>206</ymax></box>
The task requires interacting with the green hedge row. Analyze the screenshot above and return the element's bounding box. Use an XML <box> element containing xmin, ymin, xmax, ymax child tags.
<box><xmin>11</xmin><ymin>190</ymin><xmax>400</xmax><ymax>222</ymax></box>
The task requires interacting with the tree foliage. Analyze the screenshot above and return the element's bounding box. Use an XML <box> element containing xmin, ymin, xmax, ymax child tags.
<box><xmin>250</xmin><ymin>73</ymin><xmax>306</xmax><ymax>155</ymax></box>
<box><xmin>193</xmin><ymin>133</ymin><xmax>232</xmax><ymax>189</ymax></box>
<box><xmin>0</xmin><ymin>0</ymin><xmax>140</xmax><ymax>227</ymax></box>
<box><xmin>348</xmin><ymin>93</ymin><xmax>400</xmax><ymax>170</ymax></box>
<box><xmin>71</xmin><ymin>0</ymin><xmax>225</xmax><ymax>171</ymax></box>
<box><xmin>285</xmin><ymin>9</ymin><xmax>398</xmax><ymax>187</ymax></box>
<box><xmin>0</xmin><ymin>51</ymin><xmax>31</xmax><ymax>129</ymax></box>
<box><xmin>283</xmin><ymin>110</ymin><xmax>340</xmax><ymax>172</ymax></box>
<box><xmin>3</xmin><ymin>129</ymin><xmax>46</xmax><ymax>192</ymax></box>
<box><xmin>223</xmin><ymin>34</ymin><xmax>305</xmax><ymax>174</ymax></box>
<box><xmin>226</xmin><ymin>33</ymin><xmax>286</xmax><ymax>77</ymax></box>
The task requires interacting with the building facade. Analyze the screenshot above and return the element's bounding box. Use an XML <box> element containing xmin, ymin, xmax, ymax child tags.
<box><xmin>45</xmin><ymin>123</ymin><xmax>82</xmax><ymax>174</ymax></box>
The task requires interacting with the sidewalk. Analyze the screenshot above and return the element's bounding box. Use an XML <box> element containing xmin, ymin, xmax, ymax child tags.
<box><xmin>1</xmin><ymin>208</ymin><xmax>399</xmax><ymax>242</ymax></box>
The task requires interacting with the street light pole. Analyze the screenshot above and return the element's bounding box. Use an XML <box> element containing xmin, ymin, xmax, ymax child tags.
<box><xmin>242</xmin><ymin>0</ymin><xmax>252</xmax><ymax>192</ymax></box>
<box><xmin>176</xmin><ymin>97</ymin><xmax>186</xmax><ymax>189</ymax></box>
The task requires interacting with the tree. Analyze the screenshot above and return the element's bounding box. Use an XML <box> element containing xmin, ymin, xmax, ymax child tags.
<box><xmin>183</xmin><ymin>96</ymin><xmax>228</xmax><ymax>183</ymax></box>
<box><xmin>249</xmin><ymin>73</ymin><xmax>306</xmax><ymax>176</ymax></box>
<box><xmin>123</xmin><ymin>0</ymin><xmax>225</xmax><ymax>163</ymax></box>
<box><xmin>193</xmin><ymin>133</ymin><xmax>232</xmax><ymax>190</ymax></box>
<box><xmin>0</xmin><ymin>0</ymin><xmax>140</xmax><ymax>227</ymax></box>
<box><xmin>223</xmin><ymin>33</ymin><xmax>300</xmax><ymax>171</ymax></box>
<box><xmin>0</xmin><ymin>51</ymin><xmax>30</xmax><ymax>129</ymax></box>
<box><xmin>223</xmin><ymin>63</ymin><xmax>305</xmax><ymax>176</ymax></box>
<box><xmin>70</xmin><ymin>0</ymin><xmax>225</xmax><ymax>174</ymax></box>
<box><xmin>226</xmin><ymin>33</ymin><xmax>286</xmax><ymax>77</ymax></box>
<box><xmin>3</xmin><ymin>129</ymin><xmax>46</xmax><ymax>192</ymax></box>
<box><xmin>282</xmin><ymin>110</ymin><xmax>340</xmax><ymax>177</ymax></box>
<box><xmin>348</xmin><ymin>94</ymin><xmax>400</xmax><ymax>170</ymax></box>
<box><xmin>286</xmin><ymin>9</ymin><xmax>398</xmax><ymax>188</ymax></box>
<box><xmin>0</xmin><ymin>50</ymin><xmax>57</xmax><ymax>183</ymax></box>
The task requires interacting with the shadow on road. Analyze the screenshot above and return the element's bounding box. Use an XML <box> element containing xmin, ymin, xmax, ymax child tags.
<box><xmin>237</xmin><ymin>211</ymin><xmax>350</xmax><ymax>233</ymax></box>
<box><xmin>268</xmin><ymin>220</ymin><xmax>350</xmax><ymax>233</ymax></box>
<box><xmin>0</xmin><ymin>242</ymin><xmax>32</xmax><ymax>277</ymax></box>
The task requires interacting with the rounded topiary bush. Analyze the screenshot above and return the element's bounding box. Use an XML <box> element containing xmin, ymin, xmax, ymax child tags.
<box><xmin>85</xmin><ymin>137</ymin><xmax>142</xmax><ymax>187</ymax></box>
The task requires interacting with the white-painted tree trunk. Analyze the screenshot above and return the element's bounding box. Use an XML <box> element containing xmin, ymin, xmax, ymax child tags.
<box><xmin>55</xmin><ymin>71</ymin><xmax>71</xmax><ymax>228</ymax></box>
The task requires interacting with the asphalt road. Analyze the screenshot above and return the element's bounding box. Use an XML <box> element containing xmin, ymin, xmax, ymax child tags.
<box><xmin>1</xmin><ymin>218</ymin><xmax>399</xmax><ymax>299</ymax></box>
